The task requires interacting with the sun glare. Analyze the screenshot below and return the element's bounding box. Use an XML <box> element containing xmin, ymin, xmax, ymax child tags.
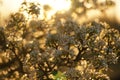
<box><xmin>37</xmin><ymin>0</ymin><xmax>71</xmax><ymax>11</ymax></box>
<box><xmin>25</xmin><ymin>0</ymin><xmax>71</xmax><ymax>19</ymax></box>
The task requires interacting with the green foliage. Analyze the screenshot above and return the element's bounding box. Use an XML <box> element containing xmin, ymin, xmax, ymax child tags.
<box><xmin>52</xmin><ymin>71</ymin><xmax>67</xmax><ymax>80</ymax></box>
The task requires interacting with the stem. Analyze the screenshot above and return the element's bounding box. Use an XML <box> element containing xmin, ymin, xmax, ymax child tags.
<box><xmin>74</xmin><ymin>46</ymin><xmax>87</xmax><ymax>62</ymax></box>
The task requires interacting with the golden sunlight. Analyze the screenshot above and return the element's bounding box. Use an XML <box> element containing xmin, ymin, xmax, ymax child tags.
<box><xmin>26</xmin><ymin>0</ymin><xmax>71</xmax><ymax>19</ymax></box>
<box><xmin>38</xmin><ymin>0</ymin><xmax>71</xmax><ymax>11</ymax></box>
<box><xmin>0</xmin><ymin>0</ymin><xmax>71</xmax><ymax>24</ymax></box>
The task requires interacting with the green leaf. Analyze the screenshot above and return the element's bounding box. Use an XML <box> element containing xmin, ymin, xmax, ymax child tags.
<box><xmin>52</xmin><ymin>70</ymin><xmax>58</xmax><ymax>75</ymax></box>
<box><xmin>53</xmin><ymin>71</ymin><xmax>67</xmax><ymax>80</ymax></box>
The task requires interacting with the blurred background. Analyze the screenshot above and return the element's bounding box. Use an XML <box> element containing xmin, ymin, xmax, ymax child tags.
<box><xmin>0</xmin><ymin>0</ymin><xmax>120</xmax><ymax>27</ymax></box>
